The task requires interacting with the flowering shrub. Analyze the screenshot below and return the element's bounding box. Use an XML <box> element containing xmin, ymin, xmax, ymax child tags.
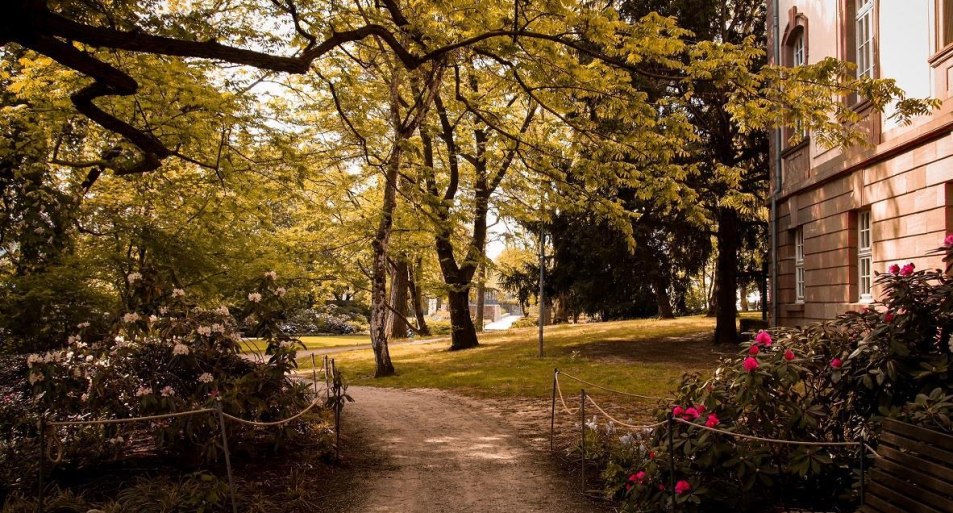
<box><xmin>602</xmin><ymin>238</ymin><xmax>953</xmax><ymax>512</ymax></box>
<box><xmin>279</xmin><ymin>304</ymin><xmax>368</xmax><ymax>336</ymax></box>
<box><xmin>0</xmin><ymin>272</ymin><xmax>331</xmax><ymax>497</ymax></box>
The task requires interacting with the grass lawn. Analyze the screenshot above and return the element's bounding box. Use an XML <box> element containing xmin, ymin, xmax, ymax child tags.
<box><xmin>241</xmin><ymin>334</ymin><xmax>371</xmax><ymax>353</ymax></box>
<box><xmin>306</xmin><ymin>316</ymin><xmax>735</xmax><ymax>405</ymax></box>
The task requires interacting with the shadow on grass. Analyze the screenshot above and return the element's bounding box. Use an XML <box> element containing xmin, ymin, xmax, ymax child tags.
<box><xmin>555</xmin><ymin>330</ymin><xmax>726</xmax><ymax>366</ymax></box>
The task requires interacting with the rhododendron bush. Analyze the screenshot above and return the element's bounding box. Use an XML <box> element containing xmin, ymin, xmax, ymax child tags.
<box><xmin>0</xmin><ymin>272</ymin><xmax>333</xmax><ymax>495</ymax></box>
<box><xmin>601</xmin><ymin>240</ymin><xmax>953</xmax><ymax>512</ymax></box>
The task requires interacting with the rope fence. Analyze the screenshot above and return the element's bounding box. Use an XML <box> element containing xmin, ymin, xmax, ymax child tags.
<box><xmin>548</xmin><ymin>368</ymin><xmax>875</xmax><ymax>511</ymax></box>
<box><xmin>35</xmin><ymin>356</ymin><xmax>347</xmax><ymax>513</ymax></box>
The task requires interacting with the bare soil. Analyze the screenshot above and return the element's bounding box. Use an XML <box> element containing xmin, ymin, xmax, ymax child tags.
<box><xmin>333</xmin><ymin>386</ymin><xmax>612</xmax><ymax>513</ymax></box>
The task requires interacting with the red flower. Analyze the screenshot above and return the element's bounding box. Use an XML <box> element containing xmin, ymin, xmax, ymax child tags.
<box><xmin>658</xmin><ymin>483</ymin><xmax>666</xmax><ymax>492</ymax></box>
<box><xmin>705</xmin><ymin>413</ymin><xmax>720</xmax><ymax>428</ymax></box>
<box><xmin>694</xmin><ymin>404</ymin><xmax>706</xmax><ymax>415</ymax></box>
<box><xmin>888</xmin><ymin>263</ymin><xmax>900</xmax><ymax>274</ymax></box>
<box><xmin>830</xmin><ymin>358</ymin><xmax>843</xmax><ymax>369</ymax></box>
<box><xmin>900</xmin><ymin>263</ymin><xmax>915</xmax><ymax>276</ymax></box>
<box><xmin>649</xmin><ymin>451</ymin><xmax>656</xmax><ymax>460</ymax></box>
<box><xmin>628</xmin><ymin>471</ymin><xmax>647</xmax><ymax>484</ymax></box>
<box><xmin>209</xmin><ymin>389</ymin><xmax>220</xmax><ymax>398</ymax></box>
<box><xmin>683</xmin><ymin>407</ymin><xmax>699</xmax><ymax>420</ymax></box>
<box><xmin>755</xmin><ymin>330</ymin><xmax>772</xmax><ymax>346</ymax></box>
<box><xmin>672</xmin><ymin>405</ymin><xmax>684</xmax><ymax>417</ymax></box>
<box><xmin>884</xmin><ymin>312</ymin><xmax>894</xmax><ymax>323</ymax></box>
<box><xmin>748</xmin><ymin>344</ymin><xmax>760</xmax><ymax>355</ymax></box>
<box><xmin>675</xmin><ymin>480</ymin><xmax>692</xmax><ymax>495</ymax></box>
<box><xmin>743</xmin><ymin>357</ymin><xmax>759</xmax><ymax>373</ymax></box>
<box><xmin>784</xmin><ymin>349</ymin><xmax>795</xmax><ymax>361</ymax></box>
<box><xmin>945</xmin><ymin>233</ymin><xmax>953</xmax><ymax>247</ymax></box>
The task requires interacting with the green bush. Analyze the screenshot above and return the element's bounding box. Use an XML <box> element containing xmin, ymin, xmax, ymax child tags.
<box><xmin>599</xmin><ymin>238</ymin><xmax>953</xmax><ymax>512</ymax></box>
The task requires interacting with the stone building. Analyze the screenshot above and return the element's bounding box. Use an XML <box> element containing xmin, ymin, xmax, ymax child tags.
<box><xmin>768</xmin><ymin>0</ymin><xmax>953</xmax><ymax>325</ymax></box>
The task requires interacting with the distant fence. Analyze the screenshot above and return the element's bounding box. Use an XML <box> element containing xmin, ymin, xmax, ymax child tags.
<box><xmin>36</xmin><ymin>357</ymin><xmax>345</xmax><ymax>513</ymax></box>
<box><xmin>548</xmin><ymin>368</ymin><xmax>874</xmax><ymax>512</ymax></box>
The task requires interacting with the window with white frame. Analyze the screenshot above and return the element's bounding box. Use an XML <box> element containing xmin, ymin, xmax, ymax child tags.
<box><xmin>858</xmin><ymin>211</ymin><xmax>873</xmax><ymax>301</ymax></box>
<box><xmin>856</xmin><ymin>0</ymin><xmax>875</xmax><ymax>79</ymax></box>
<box><xmin>795</xmin><ymin>228</ymin><xmax>805</xmax><ymax>302</ymax></box>
<box><xmin>793</xmin><ymin>32</ymin><xmax>805</xmax><ymax>67</ymax></box>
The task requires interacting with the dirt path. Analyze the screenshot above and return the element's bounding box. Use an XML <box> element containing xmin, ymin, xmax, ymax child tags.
<box><xmin>335</xmin><ymin>386</ymin><xmax>606</xmax><ymax>513</ymax></box>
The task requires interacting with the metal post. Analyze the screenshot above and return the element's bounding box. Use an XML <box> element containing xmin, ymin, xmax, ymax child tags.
<box><xmin>859</xmin><ymin>435</ymin><xmax>866</xmax><ymax>505</ymax></box>
<box><xmin>333</xmin><ymin>359</ymin><xmax>341</xmax><ymax>460</ymax></box>
<box><xmin>579</xmin><ymin>389</ymin><xmax>586</xmax><ymax>494</ymax></box>
<box><xmin>324</xmin><ymin>355</ymin><xmax>330</xmax><ymax>401</ymax></box>
<box><xmin>550</xmin><ymin>368</ymin><xmax>558</xmax><ymax>452</ymax></box>
<box><xmin>668</xmin><ymin>412</ymin><xmax>677</xmax><ymax>513</ymax></box>
<box><xmin>37</xmin><ymin>417</ymin><xmax>45</xmax><ymax>513</ymax></box>
<box><xmin>215</xmin><ymin>403</ymin><xmax>239</xmax><ymax>513</ymax></box>
<box><xmin>311</xmin><ymin>353</ymin><xmax>318</xmax><ymax>395</ymax></box>
<box><xmin>538</xmin><ymin>227</ymin><xmax>545</xmax><ymax>358</ymax></box>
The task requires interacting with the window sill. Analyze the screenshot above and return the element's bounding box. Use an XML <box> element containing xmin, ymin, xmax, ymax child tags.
<box><xmin>781</xmin><ymin>138</ymin><xmax>810</xmax><ymax>158</ymax></box>
<box><xmin>928</xmin><ymin>44</ymin><xmax>953</xmax><ymax>67</ymax></box>
<box><xmin>785</xmin><ymin>303</ymin><xmax>805</xmax><ymax>313</ymax></box>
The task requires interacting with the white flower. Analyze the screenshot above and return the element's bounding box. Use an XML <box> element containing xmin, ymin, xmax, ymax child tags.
<box><xmin>26</xmin><ymin>354</ymin><xmax>41</xmax><ymax>368</ymax></box>
<box><xmin>67</xmin><ymin>335</ymin><xmax>79</xmax><ymax>345</ymax></box>
<box><xmin>619</xmin><ymin>433</ymin><xmax>635</xmax><ymax>446</ymax></box>
<box><xmin>160</xmin><ymin>386</ymin><xmax>175</xmax><ymax>397</ymax></box>
<box><xmin>135</xmin><ymin>386</ymin><xmax>152</xmax><ymax>397</ymax></box>
<box><xmin>215</xmin><ymin>306</ymin><xmax>230</xmax><ymax>316</ymax></box>
<box><xmin>122</xmin><ymin>312</ymin><xmax>140</xmax><ymax>323</ymax></box>
<box><xmin>159</xmin><ymin>306</ymin><xmax>169</xmax><ymax>315</ymax></box>
<box><xmin>275</xmin><ymin>287</ymin><xmax>287</xmax><ymax>298</ymax></box>
<box><xmin>247</xmin><ymin>292</ymin><xmax>262</xmax><ymax>303</ymax></box>
<box><xmin>114</xmin><ymin>335</ymin><xmax>125</xmax><ymax>343</ymax></box>
<box><xmin>196</xmin><ymin>326</ymin><xmax>212</xmax><ymax>336</ymax></box>
<box><xmin>76</xmin><ymin>322</ymin><xmax>90</xmax><ymax>329</ymax></box>
<box><xmin>80</xmin><ymin>393</ymin><xmax>89</xmax><ymax>402</ymax></box>
<box><xmin>33</xmin><ymin>227</ymin><xmax>45</xmax><ymax>234</ymax></box>
<box><xmin>127</xmin><ymin>272</ymin><xmax>142</xmax><ymax>283</ymax></box>
<box><xmin>263</xmin><ymin>271</ymin><xmax>277</xmax><ymax>280</ymax></box>
<box><xmin>172</xmin><ymin>343</ymin><xmax>190</xmax><ymax>356</ymax></box>
<box><xmin>585</xmin><ymin>416</ymin><xmax>598</xmax><ymax>431</ymax></box>
<box><xmin>211</xmin><ymin>323</ymin><xmax>225</xmax><ymax>333</ymax></box>
<box><xmin>28</xmin><ymin>372</ymin><xmax>44</xmax><ymax>384</ymax></box>
<box><xmin>172</xmin><ymin>288</ymin><xmax>185</xmax><ymax>298</ymax></box>
<box><xmin>149</xmin><ymin>315</ymin><xmax>158</xmax><ymax>323</ymax></box>
<box><xmin>85</xmin><ymin>355</ymin><xmax>94</xmax><ymax>362</ymax></box>
<box><xmin>198</xmin><ymin>372</ymin><xmax>214</xmax><ymax>383</ymax></box>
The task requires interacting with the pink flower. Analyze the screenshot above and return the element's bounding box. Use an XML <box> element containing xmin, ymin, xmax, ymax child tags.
<box><xmin>672</xmin><ymin>405</ymin><xmax>684</xmax><ymax>417</ymax></box>
<box><xmin>694</xmin><ymin>404</ymin><xmax>706</xmax><ymax>415</ymax></box>
<box><xmin>830</xmin><ymin>358</ymin><xmax>843</xmax><ymax>369</ymax></box>
<box><xmin>755</xmin><ymin>330</ymin><xmax>772</xmax><ymax>346</ymax></box>
<box><xmin>629</xmin><ymin>471</ymin><xmax>647</xmax><ymax>484</ymax></box>
<box><xmin>675</xmin><ymin>480</ymin><xmax>692</xmax><ymax>495</ymax></box>
<box><xmin>743</xmin><ymin>357</ymin><xmax>759</xmax><ymax>373</ymax></box>
<box><xmin>888</xmin><ymin>264</ymin><xmax>900</xmax><ymax>274</ymax></box>
<box><xmin>945</xmin><ymin>233</ymin><xmax>953</xmax><ymax>247</ymax></box>
<box><xmin>683</xmin><ymin>407</ymin><xmax>699</xmax><ymax>420</ymax></box>
<box><xmin>705</xmin><ymin>413</ymin><xmax>720</xmax><ymax>428</ymax></box>
<box><xmin>748</xmin><ymin>344</ymin><xmax>760</xmax><ymax>355</ymax></box>
<box><xmin>784</xmin><ymin>349</ymin><xmax>795</xmax><ymax>361</ymax></box>
<box><xmin>884</xmin><ymin>312</ymin><xmax>894</xmax><ymax>323</ymax></box>
<box><xmin>900</xmin><ymin>263</ymin><xmax>915</xmax><ymax>276</ymax></box>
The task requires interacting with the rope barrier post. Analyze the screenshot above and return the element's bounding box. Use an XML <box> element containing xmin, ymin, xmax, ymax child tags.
<box><xmin>579</xmin><ymin>388</ymin><xmax>586</xmax><ymax>494</ymax></box>
<box><xmin>668</xmin><ymin>412</ymin><xmax>676</xmax><ymax>513</ymax></box>
<box><xmin>311</xmin><ymin>353</ymin><xmax>318</xmax><ymax>395</ymax></box>
<box><xmin>215</xmin><ymin>402</ymin><xmax>239</xmax><ymax>513</ymax></box>
<box><xmin>332</xmin><ymin>358</ymin><xmax>341</xmax><ymax>460</ymax></box>
<box><xmin>37</xmin><ymin>416</ymin><xmax>45</xmax><ymax>513</ymax></box>
<box><xmin>859</xmin><ymin>434</ymin><xmax>866</xmax><ymax>506</ymax></box>
<box><xmin>324</xmin><ymin>355</ymin><xmax>330</xmax><ymax>401</ymax></box>
<box><xmin>550</xmin><ymin>368</ymin><xmax>558</xmax><ymax>452</ymax></box>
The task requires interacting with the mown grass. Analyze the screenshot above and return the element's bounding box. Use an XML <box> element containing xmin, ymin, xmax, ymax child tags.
<box><xmin>241</xmin><ymin>335</ymin><xmax>371</xmax><ymax>353</ymax></box>
<box><xmin>306</xmin><ymin>316</ymin><xmax>734</xmax><ymax>402</ymax></box>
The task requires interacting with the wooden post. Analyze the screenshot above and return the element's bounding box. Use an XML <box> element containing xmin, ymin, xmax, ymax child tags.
<box><xmin>859</xmin><ymin>435</ymin><xmax>866</xmax><ymax>506</ymax></box>
<box><xmin>37</xmin><ymin>417</ymin><xmax>45</xmax><ymax>513</ymax></box>
<box><xmin>311</xmin><ymin>353</ymin><xmax>318</xmax><ymax>395</ymax></box>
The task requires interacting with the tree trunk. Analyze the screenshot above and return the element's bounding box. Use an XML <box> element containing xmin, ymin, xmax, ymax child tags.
<box><xmin>739</xmin><ymin>284</ymin><xmax>750</xmax><ymax>312</ymax></box>
<box><xmin>652</xmin><ymin>273</ymin><xmax>675</xmax><ymax>319</ymax></box>
<box><xmin>447</xmin><ymin>286</ymin><xmax>479</xmax><ymax>350</ymax></box>
<box><xmin>386</xmin><ymin>258</ymin><xmax>410</xmax><ymax>339</ymax></box>
<box><xmin>713</xmin><ymin>208</ymin><xmax>739</xmax><ymax>345</ymax></box>
<box><xmin>475</xmin><ymin>262</ymin><xmax>486</xmax><ymax>332</ymax></box>
<box><xmin>369</xmin><ymin>147</ymin><xmax>399</xmax><ymax>377</ymax></box>
<box><xmin>408</xmin><ymin>258</ymin><xmax>431</xmax><ymax>336</ymax></box>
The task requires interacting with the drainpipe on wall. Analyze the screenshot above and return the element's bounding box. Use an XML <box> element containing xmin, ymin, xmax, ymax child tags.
<box><xmin>770</xmin><ymin>0</ymin><xmax>782</xmax><ymax>326</ymax></box>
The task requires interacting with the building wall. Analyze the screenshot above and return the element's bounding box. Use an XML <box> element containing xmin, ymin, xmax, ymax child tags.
<box><xmin>770</xmin><ymin>0</ymin><xmax>953</xmax><ymax>326</ymax></box>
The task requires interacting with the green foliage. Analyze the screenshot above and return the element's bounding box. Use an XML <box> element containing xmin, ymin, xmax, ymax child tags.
<box><xmin>600</xmin><ymin>239</ymin><xmax>953</xmax><ymax>512</ymax></box>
